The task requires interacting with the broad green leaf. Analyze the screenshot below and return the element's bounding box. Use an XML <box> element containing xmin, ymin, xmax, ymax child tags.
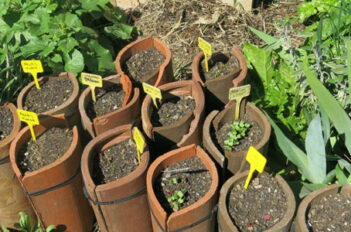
<box><xmin>243</xmin><ymin>43</ymin><xmax>274</xmax><ymax>84</ymax></box>
<box><xmin>248</xmin><ymin>26</ymin><xmax>277</xmax><ymax>45</ymax></box>
<box><xmin>21</xmin><ymin>38</ymin><xmax>47</xmax><ymax>56</ymax></box>
<box><xmin>64</xmin><ymin>13</ymin><xmax>82</xmax><ymax>29</ymax></box>
<box><xmin>104</xmin><ymin>23</ymin><xmax>134</xmax><ymax>40</ymax></box>
<box><xmin>64</xmin><ymin>49</ymin><xmax>84</xmax><ymax>75</ymax></box>
<box><xmin>336</xmin><ymin>164</ymin><xmax>348</xmax><ymax>185</ymax></box>
<box><xmin>58</xmin><ymin>38</ymin><xmax>79</xmax><ymax>53</ymax></box>
<box><xmin>46</xmin><ymin>225</ymin><xmax>55</xmax><ymax>232</ymax></box>
<box><xmin>338</xmin><ymin>159</ymin><xmax>351</xmax><ymax>173</ymax></box>
<box><xmin>78</xmin><ymin>0</ymin><xmax>109</xmax><ymax>11</ymax></box>
<box><xmin>299</xmin><ymin>183</ymin><xmax>327</xmax><ymax>198</ymax></box>
<box><xmin>87</xmin><ymin>40</ymin><xmax>114</xmax><ymax>72</ymax></box>
<box><xmin>303</xmin><ymin>57</ymin><xmax>351</xmax><ymax>155</ymax></box>
<box><xmin>305</xmin><ymin>115</ymin><xmax>326</xmax><ymax>183</ymax></box>
<box><xmin>348</xmin><ymin>175</ymin><xmax>351</xmax><ymax>185</ymax></box>
<box><xmin>320</xmin><ymin>105</ymin><xmax>330</xmax><ymax>145</ymax></box>
<box><xmin>39</xmin><ymin>41</ymin><xmax>57</xmax><ymax>57</ymax></box>
<box><xmin>347</xmin><ymin>39</ymin><xmax>351</xmax><ymax>97</ymax></box>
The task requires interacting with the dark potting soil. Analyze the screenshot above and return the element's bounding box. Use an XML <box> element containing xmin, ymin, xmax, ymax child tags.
<box><xmin>86</xmin><ymin>85</ymin><xmax>125</xmax><ymax>120</ymax></box>
<box><xmin>153</xmin><ymin>156</ymin><xmax>212</xmax><ymax>214</ymax></box>
<box><xmin>151</xmin><ymin>96</ymin><xmax>195</xmax><ymax>127</ymax></box>
<box><xmin>216</xmin><ymin>114</ymin><xmax>263</xmax><ymax>153</ymax></box>
<box><xmin>17</xmin><ymin>127</ymin><xmax>73</xmax><ymax>174</ymax></box>
<box><xmin>92</xmin><ymin>138</ymin><xmax>139</xmax><ymax>185</ymax></box>
<box><xmin>0</xmin><ymin>107</ymin><xmax>13</xmax><ymax>141</ymax></box>
<box><xmin>200</xmin><ymin>53</ymin><xmax>239</xmax><ymax>81</ymax></box>
<box><xmin>123</xmin><ymin>47</ymin><xmax>165</xmax><ymax>82</ymax></box>
<box><xmin>228</xmin><ymin>173</ymin><xmax>287</xmax><ymax>232</ymax></box>
<box><xmin>23</xmin><ymin>78</ymin><xmax>73</xmax><ymax>113</ymax></box>
<box><xmin>307</xmin><ymin>193</ymin><xmax>351</xmax><ymax>232</ymax></box>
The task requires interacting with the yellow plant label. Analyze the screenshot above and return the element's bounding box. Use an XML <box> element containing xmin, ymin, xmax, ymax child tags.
<box><xmin>198</xmin><ymin>37</ymin><xmax>212</xmax><ymax>73</ymax></box>
<box><xmin>17</xmin><ymin>109</ymin><xmax>39</xmax><ymax>141</ymax></box>
<box><xmin>21</xmin><ymin>60</ymin><xmax>43</xmax><ymax>89</ymax></box>
<box><xmin>142</xmin><ymin>82</ymin><xmax>162</xmax><ymax>108</ymax></box>
<box><xmin>133</xmin><ymin>127</ymin><xmax>145</xmax><ymax>164</ymax></box>
<box><xmin>244</xmin><ymin>146</ymin><xmax>267</xmax><ymax>189</ymax></box>
<box><xmin>228</xmin><ymin>84</ymin><xmax>251</xmax><ymax>120</ymax></box>
<box><xmin>81</xmin><ymin>72</ymin><xmax>103</xmax><ymax>102</ymax></box>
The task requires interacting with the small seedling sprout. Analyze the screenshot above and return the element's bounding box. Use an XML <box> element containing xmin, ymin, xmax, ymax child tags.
<box><xmin>224</xmin><ymin>120</ymin><xmax>251</xmax><ymax>151</ymax></box>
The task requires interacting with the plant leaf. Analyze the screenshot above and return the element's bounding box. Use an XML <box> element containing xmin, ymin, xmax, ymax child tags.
<box><xmin>336</xmin><ymin>164</ymin><xmax>348</xmax><ymax>186</ymax></box>
<box><xmin>248</xmin><ymin>26</ymin><xmax>278</xmax><ymax>45</ymax></box>
<box><xmin>299</xmin><ymin>183</ymin><xmax>327</xmax><ymax>198</ymax></box>
<box><xmin>64</xmin><ymin>49</ymin><xmax>84</xmax><ymax>75</ymax></box>
<box><xmin>305</xmin><ymin>115</ymin><xmax>326</xmax><ymax>183</ymax></box>
<box><xmin>347</xmin><ymin>39</ymin><xmax>351</xmax><ymax>97</ymax></box>
<box><xmin>303</xmin><ymin>56</ymin><xmax>351</xmax><ymax>155</ymax></box>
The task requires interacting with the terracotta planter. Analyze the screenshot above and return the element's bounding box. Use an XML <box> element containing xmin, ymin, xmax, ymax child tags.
<box><xmin>141</xmin><ymin>80</ymin><xmax>205</xmax><ymax>155</ymax></box>
<box><xmin>295</xmin><ymin>183</ymin><xmax>351</xmax><ymax>232</ymax></box>
<box><xmin>115</xmin><ymin>36</ymin><xmax>174</xmax><ymax>87</ymax></box>
<box><xmin>203</xmin><ymin>100</ymin><xmax>271</xmax><ymax>175</ymax></box>
<box><xmin>218</xmin><ymin>171</ymin><xmax>296</xmax><ymax>232</ymax></box>
<box><xmin>81</xmin><ymin>124</ymin><xmax>152</xmax><ymax>232</ymax></box>
<box><xmin>147</xmin><ymin>144</ymin><xmax>219</xmax><ymax>232</ymax></box>
<box><xmin>0</xmin><ymin>103</ymin><xmax>35</xmax><ymax>229</ymax></box>
<box><xmin>9</xmin><ymin>115</ymin><xmax>94</xmax><ymax>232</ymax></box>
<box><xmin>17</xmin><ymin>72</ymin><xmax>80</xmax><ymax>127</ymax></box>
<box><xmin>79</xmin><ymin>74</ymin><xmax>140</xmax><ymax>138</ymax></box>
<box><xmin>192</xmin><ymin>46</ymin><xmax>247</xmax><ymax>111</ymax></box>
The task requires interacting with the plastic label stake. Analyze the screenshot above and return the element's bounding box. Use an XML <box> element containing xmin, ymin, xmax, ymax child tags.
<box><xmin>142</xmin><ymin>82</ymin><xmax>162</xmax><ymax>109</ymax></box>
<box><xmin>21</xmin><ymin>60</ymin><xmax>43</xmax><ymax>89</ymax></box>
<box><xmin>133</xmin><ymin>127</ymin><xmax>145</xmax><ymax>164</ymax></box>
<box><xmin>198</xmin><ymin>37</ymin><xmax>212</xmax><ymax>72</ymax></box>
<box><xmin>81</xmin><ymin>72</ymin><xmax>103</xmax><ymax>102</ymax></box>
<box><xmin>17</xmin><ymin>109</ymin><xmax>39</xmax><ymax>141</ymax></box>
<box><xmin>229</xmin><ymin>84</ymin><xmax>251</xmax><ymax>120</ymax></box>
<box><xmin>244</xmin><ymin>146</ymin><xmax>267</xmax><ymax>189</ymax></box>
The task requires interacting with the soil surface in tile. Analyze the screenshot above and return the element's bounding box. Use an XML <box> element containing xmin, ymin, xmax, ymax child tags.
<box><xmin>200</xmin><ymin>52</ymin><xmax>239</xmax><ymax>81</ymax></box>
<box><xmin>92</xmin><ymin>138</ymin><xmax>139</xmax><ymax>185</ymax></box>
<box><xmin>18</xmin><ymin>127</ymin><xmax>73</xmax><ymax>174</ymax></box>
<box><xmin>154</xmin><ymin>156</ymin><xmax>212</xmax><ymax>214</ymax></box>
<box><xmin>307</xmin><ymin>192</ymin><xmax>351</xmax><ymax>232</ymax></box>
<box><xmin>0</xmin><ymin>107</ymin><xmax>13</xmax><ymax>141</ymax></box>
<box><xmin>23</xmin><ymin>78</ymin><xmax>73</xmax><ymax>113</ymax></box>
<box><xmin>228</xmin><ymin>173</ymin><xmax>287</xmax><ymax>232</ymax></box>
<box><xmin>86</xmin><ymin>85</ymin><xmax>125</xmax><ymax>120</ymax></box>
<box><xmin>123</xmin><ymin>47</ymin><xmax>165</xmax><ymax>82</ymax></box>
<box><xmin>151</xmin><ymin>96</ymin><xmax>195</xmax><ymax>127</ymax></box>
<box><xmin>215</xmin><ymin>114</ymin><xmax>263</xmax><ymax>153</ymax></box>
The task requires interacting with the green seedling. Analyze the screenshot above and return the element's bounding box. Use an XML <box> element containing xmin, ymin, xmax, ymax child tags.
<box><xmin>170</xmin><ymin>178</ymin><xmax>178</xmax><ymax>184</ymax></box>
<box><xmin>224</xmin><ymin>120</ymin><xmax>251</xmax><ymax>151</ymax></box>
<box><xmin>1</xmin><ymin>212</ymin><xmax>55</xmax><ymax>232</ymax></box>
<box><xmin>167</xmin><ymin>190</ymin><xmax>185</xmax><ymax>211</ymax></box>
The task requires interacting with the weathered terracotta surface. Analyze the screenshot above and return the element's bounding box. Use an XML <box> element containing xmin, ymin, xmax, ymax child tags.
<box><xmin>9</xmin><ymin>115</ymin><xmax>94</xmax><ymax>232</ymax></box>
<box><xmin>79</xmin><ymin>74</ymin><xmax>140</xmax><ymax>137</ymax></box>
<box><xmin>115</xmin><ymin>36</ymin><xmax>174</xmax><ymax>87</ymax></box>
<box><xmin>81</xmin><ymin>125</ymin><xmax>152</xmax><ymax>232</ymax></box>
<box><xmin>0</xmin><ymin>103</ymin><xmax>35</xmax><ymax>229</ymax></box>
<box><xmin>203</xmin><ymin>100</ymin><xmax>271</xmax><ymax>174</ymax></box>
<box><xmin>192</xmin><ymin>46</ymin><xmax>247</xmax><ymax>111</ymax></box>
<box><xmin>295</xmin><ymin>184</ymin><xmax>351</xmax><ymax>232</ymax></box>
<box><xmin>147</xmin><ymin>144</ymin><xmax>219</xmax><ymax>232</ymax></box>
<box><xmin>218</xmin><ymin>171</ymin><xmax>296</xmax><ymax>232</ymax></box>
<box><xmin>17</xmin><ymin>72</ymin><xmax>80</xmax><ymax>127</ymax></box>
<box><xmin>141</xmin><ymin>80</ymin><xmax>205</xmax><ymax>155</ymax></box>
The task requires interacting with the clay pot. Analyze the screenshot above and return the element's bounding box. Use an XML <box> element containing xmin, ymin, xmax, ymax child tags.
<box><xmin>218</xmin><ymin>171</ymin><xmax>296</xmax><ymax>232</ymax></box>
<box><xmin>203</xmin><ymin>100</ymin><xmax>271</xmax><ymax>175</ymax></box>
<box><xmin>141</xmin><ymin>80</ymin><xmax>205</xmax><ymax>155</ymax></box>
<box><xmin>79</xmin><ymin>74</ymin><xmax>140</xmax><ymax>138</ymax></box>
<box><xmin>81</xmin><ymin>124</ymin><xmax>152</xmax><ymax>232</ymax></box>
<box><xmin>17</xmin><ymin>72</ymin><xmax>80</xmax><ymax>127</ymax></box>
<box><xmin>192</xmin><ymin>46</ymin><xmax>247</xmax><ymax>111</ymax></box>
<box><xmin>295</xmin><ymin>183</ymin><xmax>351</xmax><ymax>232</ymax></box>
<box><xmin>147</xmin><ymin>144</ymin><xmax>219</xmax><ymax>232</ymax></box>
<box><xmin>9</xmin><ymin>115</ymin><xmax>94</xmax><ymax>232</ymax></box>
<box><xmin>0</xmin><ymin>103</ymin><xmax>35</xmax><ymax>229</ymax></box>
<box><xmin>115</xmin><ymin>36</ymin><xmax>174</xmax><ymax>87</ymax></box>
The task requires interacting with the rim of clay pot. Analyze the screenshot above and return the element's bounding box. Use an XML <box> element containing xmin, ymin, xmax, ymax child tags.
<box><xmin>81</xmin><ymin>125</ymin><xmax>149</xmax><ymax>192</ymax></box>
<box><xmin>0</xmin><ymin>103</ymin><xmax>21</xmax><ymax>159</ymax></box>
<box><xmin>146</xmin><ymin>144</ymin><xmax>219</xmax><ymax>231</ymax></box>
<box><xmin>192</xmin><ymin>46</ymin><xmax>247</xmax><ymax>87</ymax></box>
<box><xmin>17</xmin><ymin>72</ymin><xmax>79</xmax><ymax>116</ymax></box>
<box><xmin>141</xmin><ymin>80</ymin><xmax>204</xmax><ymax>146</ymax></box>
<box><xmin>115</xmin><ymin>36</ymin><xmax>173</xmax><ymax>87</ymax></box>
<box><xmin>9</xmin><ymin>115</ymin><xmax>79</xmax><ymax>183</ymax></box>
<box><xmin>295</xmin><ymin>183</ymin><xmax>342</xmax><ymax>232</ymax></box>
<box><xmin>213</xmin><ymin>100</ymin><xmax>271</xmax><ymax>173</ymax></box>
<box><xmin>218</xmin><ymin>171</ymin><xmax>296</xmax><ymax>232</ymax></box>
<box><xmin>78</xmin><ymin>74</ymin><xmax>139</xmax><ymax>137</ymax></box>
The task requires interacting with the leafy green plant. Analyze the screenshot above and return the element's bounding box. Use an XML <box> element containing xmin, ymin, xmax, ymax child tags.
<box><xmin>224</xmin><ymin>120</ymin><xmax>251</xmax><ymax>151</ymax></box>
<box><xmin>167</xmin><ymin>190</ymin><xmax>185</xmax><ymax>211</ymax></box>
<box><xmin>1</xmin><ymin>212</ymin><xmax>54</xmax><ymax>232</ymax></box>
<box><xmin>0</xmin><ymin>0</ymin><xmax>136</xmax><ymax>103</ymax></box>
